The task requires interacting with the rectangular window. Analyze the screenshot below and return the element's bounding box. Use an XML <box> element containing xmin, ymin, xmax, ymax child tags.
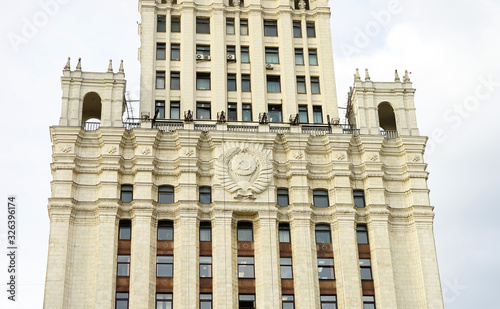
<box><xmin>117</xmin><ymin>255</ymin><xmax>131</xmax><ymax>276</ymax></box>
<box><xmin>199</xmin><ymin>186</ymin><xmax>211</xmax><ymax>204</ymax></box>
<box><xmin>313</xmin><ymin>106</ymin><xmax>323</xmax><ymax>123</ymax></box>
<box><xmin>157</xmin><ymin>293</ymin><xmax>173</xmax><ymax>309</ymax></box>
<box><xmin>293</xmin><ymin>21</ymin><xmax>301</xmax><ymax>38</ymax></box>
<box><xmin>297</xmin><ymin>77</ymin><xmax>306</xmax><ymax>94</ymax></box>
<box><xmin>157</xmin><ymin>15</ymin><xmax>166</xmax><ymax>32</ymax></box>
<box><xmin>200</xmin><ymin>222</ymin><xmax>212</xmax><ymax>241</ymax></box>
<box><xmin>155</xmin><ymin>101</ymin><xmax>165</xmax><ymax>118</ymax></box>
<box><xmin>196</xmin><ymin>17</ymin><xmax>210</xmax><ymax>34</ymax></box>
<box><xmin>298</xmin><ymin>105</ymin><xmax>308</xmax><ymax>123</ymax></box>
<box><xmin>313</xmin><ymin>189</ymin><xmax>329</xmax><ymax>207</ymax></box>
<box><xmin>282</xmin><ymin>295</ymin><xmax>294</xmax><ymax>309</ymax></box>
<box><xmin>306</xmin><ymin>22</ymin><xmax>315</xmax><ymax>37</ymax></box>
<box><xmin>268</xmin><ymin>104</ymin><xmax>282</xmax><ymax>122</ymax></box>
<box><xmin>157</xmin><ymin>255</ymin><xmax>173</xmax><ymax>277</ymax></box>
<box><xmin>200</xmin><ymin>294</ymin><xmax>212</xmax><ymax>309</ymax></box>
<box><xmin>157</xmin><ymin>43</ymin><xmax>166</xmax><ymax>60</ymax></box>
<box><xmin>240</xmin><ymin>19</ymin><xmax>249</xmax><ymax>35</ymax></box>
<box><xmin>196</xmin><ymin>102</ymin><xmax>211</xmax><ymax>120</ymax></box>
<box><xmin>227</xmin><ymin>74</ymin><xmax>237</xmax><ymax>91</ymax></box>
<box><xmin>356</xmin><ymin>225</ymin><xmax>369</xmax><ymax>244</ymax></box>
<box><xmin>267</xmin><ymin>76</ymin><xmax>281</xmax><ymax>93</ymax></box>
<box><xmin>264</xmin><ymin>20</ymin><xmax>278</xmax><ymax>36</ymax></box>
<box><xmin>315</xmin><ymin>225</ymin><xmax>331</xmax><ymax>243</ymax></box>
<box><xmin>265</xmin><ymin>47</ymin><xmax>279</xmax><ymax>64</ymax></box>
<box><xmin>295</xmin><ymin>49</ymin><xmax>304</xmax><ymax>65</ymax></box>
<box><xmin>200</xmin><ymin>256</ymin><xmax>212</xmax><ymax>278</ymax></box>
<box><xmin>196</xmin><ymin>45</ymin><xmax>210</xmax><ymax>56</ymax></box>
<box><xmin>237</xmin><ymin>222</ymin><xmax>253</xmax><ymax>241</ymax></box>
<box><xmin>239</xmin><ymin>294</ymin><xmax>256</xmax><ymax>309</ymax></box>
<box><xmin>227</xmin><ymin>45</ymin><xmax>236</xmax><ymax>60</ymax></box>
<box><xmin>158</xmin><ymin>221</ymin><xmax>174</xmax><ymax>240</ymax></box>
<box><xmin>228</xmin><ymin>103</ymin><xmax>237</xmax><ymax>121</ymax></box>
<box><xmin>279</xmin><ymin>223</ymin><xmax>291</xmax><ymax>242</ymax></box>
<box><xmin>170</xmin><ymin>101</ymin><xmax>180</xmax><ymax>119</ymax></box>
<box><xmin>241</xmin><ymin>46</ymin><xmax>249</xmax><ymax>63</ymax></box>
<box><xmin>197</xmin><ymin>73</ymin><xmax>211</xmax><ymax>90</ymax></box>
<box><xmin>309</xmin><ymin>49</ymin><xmax>318</xmax><ymax>65</ymax></box>
<box><xmin>320</xmin><ymin>295</ymin><xmax>337</xmax><ymax>309</ymax></box>
<box><xmin>116</xmin><ymin>292</ymin><xmax>129</xmax><ymax>309</ymax></box>
<box><xmin>156</xmin><ymin>71</ymin><xmax>166</xmax><ymax>89</ymax></box>
<box><xmin>171</xmin><ymin>72</ymin><xmax>180</xmax><ymax>90</ymax></box>
<box><xmin>171</xmin><ymin>16</ymin><xmax>180</xmax><ymax>32</ymax></box>
<box><xmin>311</xmin><ymin>77</ymin><xmax>320</xmax><ymax>94</ymax></box>
<box><xmin>354</xmin><ymin>190</ymin><xmax>366</xmax><ymax>208</ymax></box>
<box><xmin>226</xmin><ymin>18</ymin><xmax>235</xmax><ymax>34</ymax></box>
<box><xmin>360</xmin><ymin>259</ymin><xmax>373</xmax><ymax>280</ymax></box>
<box><xmin>158</xmin><ymin>186</ymin><xmax>174</xmax><ymax>203</ymax></box>
<box><xmin>121</xmin><ymin>185</ymin><xmax>133</xmax><ymax>202</ymax></box>
<box><xmin>277</xmin><ymin>189</ymin><xmax>289</xmax><ymax>207</ymax></box>
<box><xmin>171</xmin><ymin>44</ymin><xmax>180</xmax><ymax>60</ymax></box>
<box><xmin>119</xmin><ymin>220</ymin><xmax>131</xmax><ymax>240</ymax></box>
<box><xmin>363</xmin><ymin>295</ymin><xmax>376</xmax><ymax>309</ymax></box>
<box><xmin>318</xmin><ymin>258</ymin><xmax>335</xmax><ymax>279</ymax></box>
<box><xmin>242</xmin><ymin>75</ymin><xmax>251</xmax><ymax>92</ymax></box>
<box><xmin>242</xmin><ymin>104</ymin><xmax>252</xmax><ymax>121</ymax></box>
<box><xmin>238</xmin><ymin>257</ymin><xmax>255</xmax><ymax>278</ymax></box>
<box><xmin>280</xmin><ymin>257</ymin><xmax>293</xmax><ymax>279</ymax></box>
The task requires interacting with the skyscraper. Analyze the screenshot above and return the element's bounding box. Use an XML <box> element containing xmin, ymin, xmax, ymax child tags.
<box><xmin>44</xmin><ymin>0</ymin><xmax>444</xmax><ymax>308</ymax></box>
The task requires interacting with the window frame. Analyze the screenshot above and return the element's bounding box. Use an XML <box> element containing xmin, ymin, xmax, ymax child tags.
<box><xmin>196</xmin><ymin>17</ymin><xmax>210</xmax><ymax>34</ymax></box>
<box><xmin>200</xmin><ymin>293</ymin><xmax>212</xmax><ymax>309</ymax></box>
<box><xmin>226</xmin><ymin>18</ymin><xmax>235</xmax><ymax>34</ymax></box>
<box><xmin>156</xmin><ymin>43</ymin><xmax>166</xmax><ymax>60</ymax></box>
<box><xmin>311</xmin><ymin>76</ymin><xmax>320</xmax><ymax>94</ymax></box>
<box><xmin>155</xmin><ymin>100</ymin><xmax>165</xmax><ymax>119</ymax></box>
<box><xmin>356</xmin><ymin>225</ymin><xmax>369</xmax><ymax>244</ymax></box>
<box><xmin>293</xmin><ymin>21</ymin><xmax>301</xmax><ymax>38</ymax></box>
<box><xmin>237</xmin><ymin>222</ymin><xmax>253</xmax><ymax>241</ymax></box>
<box><xmin>297</xmin><ymin>76</ymin><xmax>306</xmax><ymax>94</ymax></box>
<box><xmin>156</xmin><ymin>71</ymin><xmax>166</xmax><ymax>89</ymax></box>
<box><xmin>196</xmin><ymin>73</ymin><xmax>211</xmax><ymax>90</ymax></box>
<box><xmin>227</xmin><ymin>74</ymin><xmax>237</xmax><ymax>91</ymax></box>
<box><xmin>170</xmin><ymin>72</ymin><xmax>180</xmax><ymax>90</ymax></box>
<box><xmin>228</xmin><ymin>103</ymin><xmax>237</xmax><ymax>121</ymax></box>
<box><xmin>117</xmin><ymin>255</ymin><xmax>131</xmax><ymax>277</ymax></box>
<box><xmin>279</xmin><ymin>223</ymin><xmax>291</xmax><ymax>243</ymax></box>
<box><xmin>282</xmin><ymin>295</ymin><xmax>295</xmax><ymax>309</ymax></box>
<box><xmin>308</xmin><ymin>49</ymin><xmax>318</xmax><ymax>65</ymax></box>
<box><xmin>241</xmin><ymin>74</ymin><xmax>251</xmax><ymax>92</ymax></box>
<box><xmin>360</xmin><ymin>259</ymin><xmax>373</xmax><ymax>280</ymax></box>
<box><xmin>196</xmin><ymin>102</ymin><xmax>211</xmax><ymax>120</ymax></box>
<box><xmin>267</xmin><ymin>76</ymin><xmax>281</xmax><ymax>93</ymax></box>
<box><xmin>280</xmin><ymin>257</ymin><xmax>293</xmax><ymax>279</ymax></box>
<box><xmin>264</xmin><ymin>20</ymin><xmax>278</xmax><ymax>36</ymax></box>
<box><xmin>277</xmin><ymin>188</ymin><xmax>289</xmax><ymax>207</ymax></box>
<box><xmin>306</xmin><ymin>22</ymin><xmax>316</xmax><ymax>37</ymax></box>
<box><xmin>116</xmin><ymin>292</ymin><xmax>129</xmax><ymax>309</ymax></box>
<box><xmin>313</xmin><ymin>106</ymin><xmax>323</xmax><ymax>124</ymax></box>
<box><xmin>199</xmin><ymin>186</ymin><xmax>212</xmax><ymax>204</ymax></box>
<box><xmin>315</xmin><ymin>224</ymin><xmax>331</xmax><ymax>244</ymax></box>
<box><xmin>200</xmin><ymin>222</ymin><xmax>212</xmax><ymax>241</ymax></box>
<box><xmin>320</xmin><ymin>295</ymin><xmax>337</xmax><ymax>309</ymax></box>
<box><xmin>199</xmin><ymin>256</ymin><xmax>212</xmax><ymax>278</ymax></box>
<box><xmin>268</xmin><ymin>104</ymin><xmax>283</xmax><ymax>122</ymax></box>
<box><xmin>354</xmin><ymin>190</ymin><xmax>366</xmax><ymax>208</ymax></box>
<box><xmin>120</xmin><ymin>184</ymin><xmax>133</xmax><ymax>203</ymax></box>
<box><xmin>171</xmin><ymin>16</ymin><xmax>180</xmax><ymax>32</ymax></box>
<box><xmin>242</xmin><ymin>104</ymin><xmax>252</xmax><ymax>121</ymax></box>
<box><xmin>363</xmin><ymin>295</ymin><xmax>376</xmax><ymax>309</ymax></box>
<box><xmin>156</xmin><ymin>255</ymin><xmax>174</xmax><ymax>277</ymax></box>
<box><xmin>157</xmin><ymin>293</ymin><xmax>173</xmax><ymax>309</ymax></box>
<box><xmin>157</xmin><ymin>15</ymin><xmax>166</xmax><ymax>32</ymax></box>
<box><xmin>196</xmin><ymin>45</ymin><xmax>211</xmax><ymax>57</ymax></box>
<box><xmin>317</xmin><ymin>257</ymin><xmax>335</xmax><ymax>280</ymax></box>
<box><xmin>298</xmin><ymin>105</ymin><xmax>308</xmax><ymax>123</ymax></box>
<box><xmin>313</xmin><ymin>189</ymin><xmax>329</xmax><ymax>207</ymax></box>
<box><xmin>170</xmin><ymin>101</ymin><xmax>180</xmax><ymax>119</ymax></box>
<box><xmin>237</xmin><ymin>256</ymin><xmax>255</xmax><ymax>278</ymax></box>
<box><xmin>241</xmin><ymin>46</ymin><xmax>250</xmax><ymax>63</ymax></box>
<box><xmin>119</xmin><ymin>220</ymin><xmax>131</xmax><ymax>240</ymax></box>
<box><xmin>265</xmin><ymin>47</ymin><xmax>280</xmax><ymax>64</ymax></box>
<box><xmin>171</xmin><ymin>43</ymin><xmax>180</xmax><ymax>61</ymax></box>
<box><xmin>295</xmin><ymin>48</ymin><xmax>304</xmax><ymax>65</ymax></box>
<box><xmin>158</xmin><ymin>185</ymin><xmax>174</xmax><ymax>204</ymax></box>
<box><xmin>240</xmin><ymin>19</ymin><xmax>249</xmax><ymax>35</ymax></box>
<box><xmin>158</xmin><ymin>221</ymin><xmax>174</xmax><ymax>241</ymax></box>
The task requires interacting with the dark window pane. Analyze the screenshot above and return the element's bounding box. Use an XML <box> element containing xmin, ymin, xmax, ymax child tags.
<box><xmin>197</xmin><ymin>73</ymin><xmax>211</xmax><ymax>90</ymax></box>
<box><xmin>200</xmin><ymin>222</ymin><xmax>212</xmax><ymax>241</ymax></box>
<box><xmin>199</xmin><ymin>186</ymin><xmax>211</xmax><ymax>204</ymax></box>
<box><xmin>170</xmin><ymin>101</ymin><xmax>180</xmax><ymax>119</ymax></box>
<box><xmin>121</xmin><ymin>185</ymin><xmax>133</xmax><ymax>203</ymax></box>
<box><xmin>228</xmin><ymin>74</ymin><xmax>237</xmax><ymax>91</ymax></box>
<box><xmin>242</xmin><ymin>104</ymin><xmax>252</xmax><ymax>121</ymax></box>
<box><xmin>156</xmin><ymin>71</ymin><xmax>166</xmax><ymax>89</ymax></box>
<box><xmin>277</xmin><ymin>188</ymin><xmax>289</xmax><ymax>206</ymax></box>
<box><xmin>309</xmin><ymin>49</ymin><xmax>318</xmax><ymax>65</ymax></box>
<box><xmin>171</xmin><ymin>72</ymin><xmax>180</xmax><ymax>90</ymax></box>
<box><xmin>157</xmin><ymin>15</ymin><xmax>166</xmax><ymax>32</ymax></box>
<box><xmin>279</xmin><ymin>223</ymin><xmax>291</xmax><ymax>242</ymax></box>
<box><xmin>267</xmin><ymin>76</ymin><xmax>281</xmax><ymax>93</ymax></box>
<box><xmin>313</xmin><ymin>106</ymin><xmax>322</xmax><ymax>123</ymax></box>
<box><xmin>242</xmin><ymin>75</ymin><xmax>251</xmax><ymax>92</ymax></box>
<box><xmin>119</xmin><ymin>220</ymin><xmax>131</xmax><ymax>240</ymax></box>
<box><xmin>171</xmin><ymin>44</ymin><xmax>180</xmax><ymax>61</ymax></box>
<box><xmin>293</xmin><ymin>21</ymin><xmax>301</xmax><ymax>37</ymax></box>
<box><xmin>311</xmin><ymin>77</ymin><xmax>320</xmax><ymax>94</ymax></box>
<box><xmin>158</xmin><ymin>221</ymin><xmax>174</xmax><ymax>240</ymax></box>
<box><xmin>313</xmin><ymin>190</ymin><xmax>329</xmax><ymax>207</ymax></box>
<box><xmin>226</xmin><ymin>18</ymin><xmax>235</xmax><ymax>34</ymax></box>
<box><xmin>264</xmin><ymin>20</ymin><xmax>278</xmax><ymax>36</ymax></box>
<box><xmin>268</xmin><ymin>104</ymin><xmax>282</xmax><ymax>122</ymax></box>
<box><xmin>238</xmin><ymin>257</ymin><xmax>255</xmax><ymax>278</ymax></box>
<box><xmin>157</xmin><ymin>43</ymin><xmax>166</xmax><ymax>60</ymax></box>
<box><xmin>156</xmin><ymin>101</ymin><xmax>165</xmax><ymax>118</ymax></box>
<box><xmin>357</xmin><ymin>225</ymin><xmax>369</xmax><ymax>244</ymax></box>
<box><xmin>237</xmin><ymin>222</ymin><xmax>253</xmax><ymax>241</ymax></box>
<box><xmin>171</xmin><ymin>17</ymin><xmax>180</xmax><ymax>32</ymax></box>
<box><xmin>295</xmin><ymin>48</ymin><xmax>304</xmax><ymax>65</ymax></box>
<box><xmin>197</xmin><ymin>18</ymin><xmax>210</xmax><ymax>33</ymax></box>
<box><xmin>241</xmin><ymin>46</ymin><xmax>249</xmax><ymax>63</ymax></box>
<box><xmin>240</xmin><ymin>19</ymin><xmax>248</xmax><ymax>35</ymax></box>
<box><xmin>265</xmin><ymin>47</ymin><xmax>279</xmax><ymax>64</ymax></box>
<box><xmin>354</xmin><ymin>190</ymin><xmax>366</xmax><ymax>208</ymax></box>
<box><xmin>306</xmin><ymin>22</ymin><xmax>315</xmax><ymax>37</ymax></box>
<box><xmin>315</xmin><ymin>225</ymin><xmax>331</xmax><ymax>243</ymax></box>
<box><xmin>197</xmin><ymin>102</ymin><xmax>211</xmax><ymax>120</ymax></box>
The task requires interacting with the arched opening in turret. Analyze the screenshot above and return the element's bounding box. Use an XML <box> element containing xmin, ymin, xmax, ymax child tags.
<box><xmin>378</xmin><ymin>102</ymin><xmax>397</xmax><ymax>131</ymax></box>
<box><xmin>82</xmin><ymin>92</ymin><xmax>102</xmax><ymax>122</ymax></box>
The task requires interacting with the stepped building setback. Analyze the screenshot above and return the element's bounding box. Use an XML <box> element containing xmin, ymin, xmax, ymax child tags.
<box><xmin>44</xmin><ymin>0</ymin><xmax>444</xmax><ymax>308</ymax></box>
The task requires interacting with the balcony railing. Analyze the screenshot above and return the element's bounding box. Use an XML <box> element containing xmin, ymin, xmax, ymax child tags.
<box><xmin>153</xmin><ymin>122</ymin><xmax>184</xmax><ymax>132</ymax></box>
<box><xmin>301</xmin><ymin>125</ymin><xmax>331</xmax><ymax>136</ymax></box>
<box><xmin>81</xmin><ymin>121</ymin><xmax>101</xmax><ymax>131</ymax></box>
<box><xmin>380</xmin><ymin>130</ymin><xmax>399</xmax><ymax>139</ymax></box>
<box><xmin>228</xmin><ymin>125</ymin><xmax>258</xmax><ymax>132</ymax></box>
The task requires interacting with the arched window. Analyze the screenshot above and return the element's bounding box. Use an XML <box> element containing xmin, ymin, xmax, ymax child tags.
<box><xmin>158</xmin><ymin>186</ymin><xmax>174</xmax><ymax>204</ymax></box>
<box><xmin>378</xmin><ymin>102</ymin><xmax>397</xmax><ymax>131</ymax></box>
<box><xmin>82</xmin><ymin>92</ymin><xmax>102</xmax><ymax>122</ymax></box>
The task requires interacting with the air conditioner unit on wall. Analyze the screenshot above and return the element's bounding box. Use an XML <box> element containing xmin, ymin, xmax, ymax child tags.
<box><xmin>196</xmin><ymin>54</ymin><xmax>203</xmax><ymax>59</ymax></box>
<box><xmin>266</xmin><ymin>63</ymin><xmax>274</xmax><ymax>69</ymax></box>
<box><xmin>203</xmin><ymin>55</ymin><xmax>211</xmax><ymax>60</ymax></box>
<box><xmin>227</xmin><ymin>54</ymin><xmax>236</xmax><ymax>61</ymax></box>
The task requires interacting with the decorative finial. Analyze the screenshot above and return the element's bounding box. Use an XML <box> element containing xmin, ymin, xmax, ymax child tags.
<box><xmin>108</xmin><ymin>59</ymin><xmax>113</xmax><ymax>72</ymax></box>
<box><xmin>403</xmin><ymin>70</ymin><xmax>411</xmax><ymax>82</ymax></box>
<box><xmin>64</xmin><ymin>57</ymin><xmax>70</xmax><ymax>70</ymax></box>
<box><xmin>76</xmin><ymin>58</ymin><xmax>81</xmax><ymax>71</ymax></box>
<box><xmin>394</xmin><ymin>69</ymin><xmax>401</xmax><ymax>82</ymax></box>
<box><xmin>119</xmin><ymin>60</ymin><xmax>124</xmax><ymax>73</ymax></box>
<box><xmin>354</xmin><ymin>68</ymin><xmax>361</xmax><ymax>82</ymax></box>
<box><xmin>298</xmin><ymin>0</ymin><xmax>306</xmax><ymax>9</ymax></box>
<box><xmin>364</xmin><ymin>68</ymin><xmax>371</xmax><ymax>81</ymax></box>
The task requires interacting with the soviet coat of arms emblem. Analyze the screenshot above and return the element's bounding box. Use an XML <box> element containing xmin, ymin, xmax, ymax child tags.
<box><xmin>216</xmin><ymin>142</ymin><xmax>272</xmax><ymax>199</ymax></box>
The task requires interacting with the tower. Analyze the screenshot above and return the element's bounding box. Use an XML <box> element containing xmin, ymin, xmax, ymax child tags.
<box><xmin>44</xmin><ymin>1</ymin><xmax>444</xmax><ymax>308</ymax></box>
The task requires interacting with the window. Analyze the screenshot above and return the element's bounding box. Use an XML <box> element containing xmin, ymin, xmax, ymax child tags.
<box><xmin>242</xmin><ymin>104</ymin><xmax>252</xmax><ymax>121</ymax></box>
<box><xmin>228</xmin><ymin>74</ymin><xmax>237</xmax><ymax>91</ymax></box>
<box><xmin>171</xmin><ymin>16</ymin><xmax>180</xmax><ymax>32</ymax></box>
<box><xmin>157</xmin><ymin>293</ymin><xmax>173</xmax><ymax>309</ymax></box>
<box><xmin>268</xmin><ymin>104</ymin><xmax>282</xmax><ymax>122</ymax></box>
<box><xmin>293</xmin><ymin>21</ymin><xmax>301</xmax><ymax>37</ymax></box>
<box><xmin>265</xmin><ymin>47</ymin><xmax>279</xmax><ymax>64</ymax></box>
<box><xmin>157</xmin><ymin>255</ymin><xmax>173</xmax><ymax>277</ymax></box>
<box><xmin>297</xmin><ymin>77</ymin><xmax>306</xmax><ymax>94</ymax></box>
<box><xmin>280</xmin><ymin>257</ymin><xmax>293</xmax><ymax>279</ymax></box>
<box><xmin>356</xmin><ymin>225</ymin><xmax>369</xmax><ymax>244</ymax></box>
<box><xmin>200</xmin><ymin>294</ymin><xmax>212</xmax><ymax>309</ymax></box>
<box><xmin>156</xmin><ymin>71</ymin><xmax>165</xmax><ymax>89</ymax></box>
<box><xmin>241</xmin><ymin>46</ymin><xmax>249</xmax><ymax>63</ymax></box>
<box><xmin>238</xmin><ymin>257</ymin><xmax>255</xmax><ymax>278</ymax></box>
<box><xmin>295</xmin><ymin>49</ymin><xmax>304</xmax><ymax>65</ymax></box>
<box><xmin>200</xmin><ymin>222</ymin><xmax>212</xmax><ymax>241</ymax></box>
<box><xmin>277</xmin><ymin>189</ymin><xmax>289</xmax><ymax>207</ymax></box>
<box><xmin>282</xmin><ymin>295</ymin><xmax>294</xmax><ymax>309</ymax></box>
<box><xmin>240</xmin><ymin>19</ymin><xmax>249</xmax><ymax>35</ymax></box>
<box><xmin>157</xmin><ymin>15</ymin><xmax>166</xmax><ymax>32</ymax></box>
<box><xmin>318</xmin><ymin>258</ymin><xmax>335</xmax><ymax>279</ymax></box>
<box><xmin>196</xmin><ymin>18</ymin><xmax>210</xmax><ymax>33</ymax></box>
<box><xmin>121</xmin><ymin>185</ymin><xmax>133</xmax><ymax>202</ymax></box>
<box><xmin>359</xmin><ymin>259</ymin><xmax>373</xmax><ymax>280</ymax></box>
<box><xmin>196</xmin><ymin>102</ymin><xmax>211</xmax><ymax>120</ymax></box>
<box><xmin>199</xmin><ymin>256</ymin><xmax>212</xmax><ymax>277</ymax></box>
<box><xmin>237</xmin><ymin>222</ymin><xmax>253</xmax><ymax>241</ymax></box>
<box><xmin>157</xmin><ymin>43</ymin><xmax>166</xmax><ymax>60</ymax></box>
<box><xmin>119</xmin><ymin>220</ymin><xmax>131</xmax><ymax>240</ymax></box>
<box><xmin>313</xmin><ymin>106</ymin><xmax>323</xmax><ymax>124</ymax></box>
<box><xmin>171</xmin><ymin>72</ymin><xmax>180</xmax><ymax>90</ymax></box>
<box><xmin>171</xmin><ymin>44</ymin><xmax>180</xmax><ymax>60</ymax></box>
<box><xmin>158</xmin><ymin>186</ymin><xmax>174</xmax><ymax>204</ymax></box>
<box><xmin>306</xmin><ymin>22</ymin><xmax>315</xmax><ymax>37</ymax></box>
<box><xmin>315</xmin><ymin>224</ymin><xmax>331</xmax><ymax>243</ymax></box>
<box><xmin>228</xmin><ymin>103</ymin><xmax>237</xmax><ymax>121</ymax></box>
<box><xmin>296</xmin><ymin>106</ymin><xmax>307</xmax><ymax>124</ymax></box>
<box><xmin>264</xmin><ymin>20</ymin><xmax>278</xmax><ymax>36</ymax></box>
<box><xmin>313</xmin><ymin>189</ymin><xmax>329</xmax><ymax>207</ymax></box>
<box><xmin>267</xmin><ymin>76</ymin><xmax>281</xmax><ymax>93</ymax></box>
<box><xmin>116</xmin><ymin>292</ymin><xmax>129</xmax><ymax>309</ymax></box>
<box><xmin>199</xmin><ymin>186</ymin><xmax>212</xmax><ymax>204</ymax></box>
<box><xmin>197</xmin><ymin>73</ymin><xmax>211</xmax><ymax>90</ymax></box>
<box><xmin>117</xmin><ymin>255</ymin><xmax>131</xmax><ymax>276</ymax></box>
<box><xmin>155</xmin><ymin>101</ymin><xmax>165</xmax><ymax>118</ymax></box>
<box><xmin>308</xmin><ymin>49</ymin><xmax>318</xmax><ymax>65</ymax></box>
<box><xmin>320</xmin><ymin>295</ymin><xmax>337</xmax><ymax>309</ymax></box>
<box><xmin>226</xmin><ymin>18</ymin><xmax>235</xmax><ymax>34</ymax></box>
<box><xmin>363</xmin><ymin>295</ymin><xmax>376</xmax><ymax>309</ymax></box>
<box><xmin>242</xmin><ymin>75</ymin><xmax>251</xmax><ymax>92</ymax></box>
<box><xmin>311</xmin><ymin>77</ymin><xmax>320</xmax><ymax>94</ymax></box>
<box><xmin>239</xmin><ymin>294</ymin><xmax>255</xmax><ymax>309</ymax></box>
<box><xmin>279</xmin><ymin>223</ymin><xmax>291</xmax><ymax>242</ymax></box>
<box><xmin>196</xmin><ymin>45</ymin><xmax>210</xmax><ymax>56</ymax></box>
<box><xmin>354</xmin><ymin>190</ymin><xmax>366</xmax><ymax>208</ymax></box>
<box><xmin>227</xmin><ymin>45</ymin><xmax>236</xmax><ymax>58</ymax></box>
<box><xmin>158</xmin><ymin>221</ymin><xmax>174</xmax><ymax>240</ymax></box>
<box><xmin>170</xmin><ymin>101</ymin><xmax>180</xmax><ymax>119</ymax></box>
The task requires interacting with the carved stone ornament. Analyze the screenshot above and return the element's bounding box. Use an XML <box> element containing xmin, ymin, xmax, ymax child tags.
<box><xmin>294</xmin><ymin>152</ymin><xmax>303</xmax><ymax>160</ymax></box>
<box><xmin>184</xmin><ymin>149</ymin><xmax>194</xmax><ymax>157</ymax></box>
<box><xmin>60</xmin><ymin>145</ymin><xmax>72</xmax><ymax>153</ymax></box>
<box><xmin>412</xmin><ymin>155</ymin><xmax>421</xmax><ymax>162</ymax></box>
<box><xmin>369</xmin><ymin>153</ymin><xmax>379</xmax><ymax>161</ymax></box>
<box><xmin>141</xmin><ymin>147</ymin><xmax>151</xmax><ymax>155</ymax></box>
<box><xmin>337</xmin><ymin>152</ymin><xmax>346</xmax><ymax>161</ymax></box>
<box><xmin>107</xmin><ymin>146</ymin><xmax>117</xmax><ymax>154</ymax></box>
<box><xmin>216</xmin><ymin>142</ymin><xmax>272</xmax><ymax>200</ymax></box>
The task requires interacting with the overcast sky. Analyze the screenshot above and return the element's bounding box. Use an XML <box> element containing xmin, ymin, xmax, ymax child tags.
<box><xmin>0</xmin><ymin>0</ymin><xmax>499</xmax><ymax>307</ymax></box>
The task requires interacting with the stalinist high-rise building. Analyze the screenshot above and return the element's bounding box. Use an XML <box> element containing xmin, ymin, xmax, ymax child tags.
<box><xmin>44</xmin><ymin>0</ymin><xmax>444</xmax><ymax>308</ymax></box>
